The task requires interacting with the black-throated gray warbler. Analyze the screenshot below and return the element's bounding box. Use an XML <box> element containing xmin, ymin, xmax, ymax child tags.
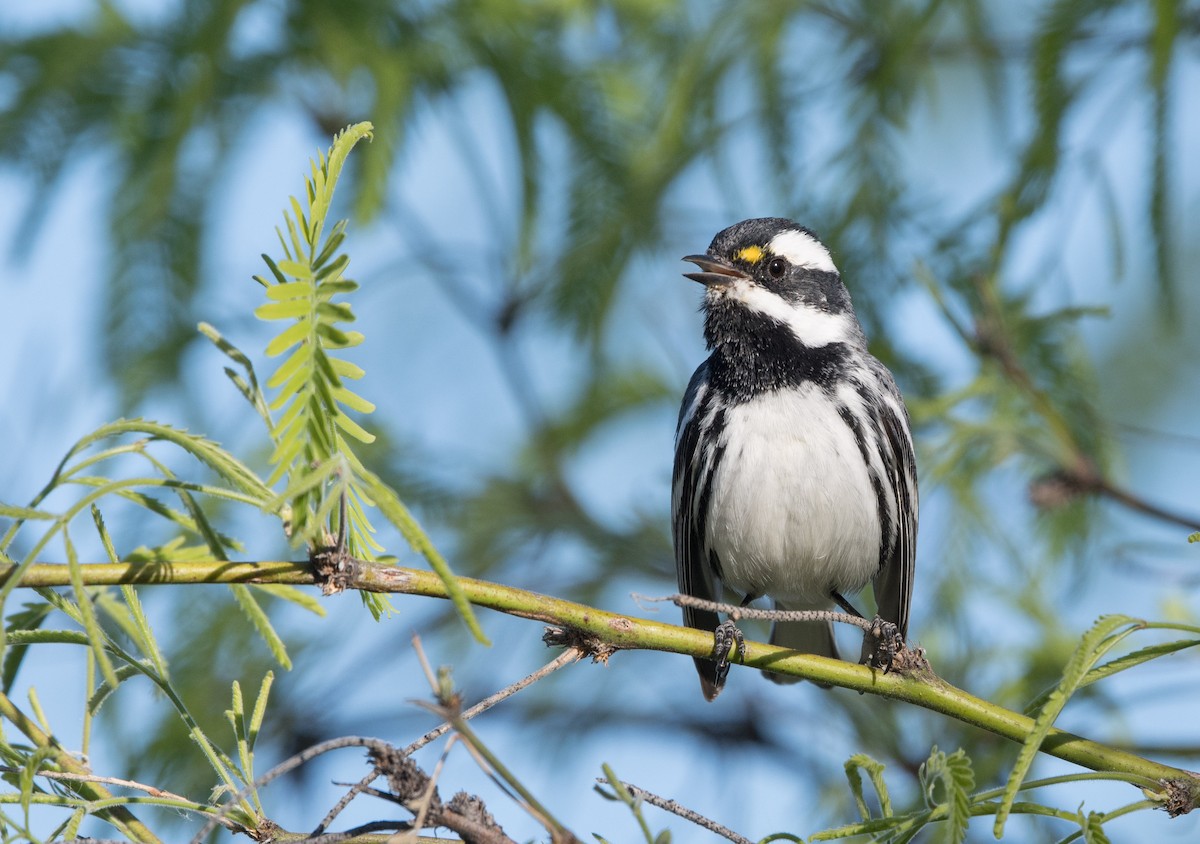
<box><xmin>672</xmin><ymin>218</ymin><xmax>917</xmax><ymax>700</ymax></box>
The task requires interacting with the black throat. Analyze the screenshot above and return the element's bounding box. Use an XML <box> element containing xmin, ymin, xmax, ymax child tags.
<box><xmin>704</xmin><ymin>304</ymin><xmax>851</xmax><ymax>403</ymax></box>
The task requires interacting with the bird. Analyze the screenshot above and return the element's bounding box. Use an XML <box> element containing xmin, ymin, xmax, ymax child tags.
<box><xmin>672</xmin><ymin>217</ymin><xmax>917</xmax><ymax>700</ymax></box>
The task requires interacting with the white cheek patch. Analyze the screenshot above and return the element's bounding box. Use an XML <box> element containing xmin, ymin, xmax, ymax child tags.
<box><xmin>767</xmin><ymin>229</ymin><xmax>837</xmax><ymax>274</ymax></box>
<box><xmin>714</xmin><ymin>279</ymin><xmax>855</xmax><ymax>347</ymax></box>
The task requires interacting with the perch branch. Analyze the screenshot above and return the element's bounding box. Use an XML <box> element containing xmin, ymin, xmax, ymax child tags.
<box><xmin>3</xmin><ymin>559</ymin><xmax>1198</xmax><ymax>817</ymax></box>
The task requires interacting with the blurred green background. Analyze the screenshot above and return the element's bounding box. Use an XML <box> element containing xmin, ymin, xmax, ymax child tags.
<box><xmin>1</xmin><ymin>0</ymin><xmax>1198</xmax><ymax>841</ymax></box>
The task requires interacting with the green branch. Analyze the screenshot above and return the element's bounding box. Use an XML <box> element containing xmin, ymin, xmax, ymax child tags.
<box><xmin>2</xmin><ymin>559</ymin><xmax>1197</xmax><ymax>816</ymax></box>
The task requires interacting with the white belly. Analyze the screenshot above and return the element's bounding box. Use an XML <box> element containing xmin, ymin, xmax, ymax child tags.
<box><xmin>705</xmin><ymin>386</ymin><xmax>881</xmax><ymax>604</ymax></box>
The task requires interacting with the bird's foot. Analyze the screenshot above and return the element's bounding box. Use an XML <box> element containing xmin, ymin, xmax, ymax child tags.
<box><xmin>861</xmin><ymin>616</ymin><xmax>903</xmax><ymax>672</ymax></box>
<box><xmin>711</xmin><ymin>619</ymin><xmax>747</xmax><ymax>691</ymax></box>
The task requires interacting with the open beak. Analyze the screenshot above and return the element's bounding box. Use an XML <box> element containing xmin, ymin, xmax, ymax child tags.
<box><xmin>683</xmin><ymin>254</ymin><xmax>748</xmax><ymax>287</ymax></box>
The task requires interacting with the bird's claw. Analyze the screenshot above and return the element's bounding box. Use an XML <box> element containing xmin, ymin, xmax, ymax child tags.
<box><xmin>712</xmin><ymin>619</ymin><xmax>747</xmax><ymax>690</ymax></box>
<box><xmin>862</xmin><ymin>616</ymin><xmax>903</xmax><ymax>672</ymax></box>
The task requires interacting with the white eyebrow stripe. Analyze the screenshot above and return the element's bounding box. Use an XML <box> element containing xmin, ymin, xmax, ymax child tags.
<box><xmin>767</xmin><ymin>229</ymin><xmax>837</xmax><ymax>274</ymax></box>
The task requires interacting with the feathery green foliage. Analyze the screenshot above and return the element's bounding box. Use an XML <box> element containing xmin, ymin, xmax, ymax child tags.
<box><xmin>255</xmin><ymin>123</ymin><xmax>376</xmax><ymax>520</ymax></box>
<box><xmin>920</xmin><ymin>747</ymin><xmax>975</xmax><ymax>844</ymax></box>
<box><xmin>844</xmin><ymin>754</ymin><xmax>894</xmax><ymax>823</ymax></box>
<box><xmin>0</xmin><ymin>418</ymin><xmax>292</xmax><ymax>688</ymax></box>
<box><xmin>0</xmin><ymin>122</ymin><xmax>500</xmax><ymax>837</ymax></box>
<box><xmin>253</xmin><ymin>123</ymin><xmax>384</xmax><ymax>613</ymax></box>
<box><xmin>995</xmin><ymin>615</ymin><xmax>1138</xmax><ymax>836</ymax></box>
<box><xmin>250</xmin><ymin>121</ymin><xmax>484</xmax><ymax>636</ymax></box>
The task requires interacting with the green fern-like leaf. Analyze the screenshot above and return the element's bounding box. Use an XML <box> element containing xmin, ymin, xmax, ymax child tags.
<box><xmin>943</xmin><ymin>750</ymin><xmax>974</xmax><ymax>843</ymax></box>
<box><xmin>995</xmin><ymin>615</ymin><xmax>1139</xmax><ymax>836</ymax></box>
<box><xmin>253</xmin><ymin>122</ymin><xmax>484</xmax><ymax>636</ymax></box>
<box><xmin>255</xmin><ymin>123</ymin><xmax>377</xmax><ymax>554</ymax></box>
<box><xmin>844</xmin><ymin>753</ymin><xmax>892</xmax><ymax>821</ymax></box>
<box><xmin>918</xmin><ymin>746</ymin><xmax>974</xmax><ymax>844</ymax></box>
<box><xmin>1082</xmin><ymin>810</ymin><xmax>1112</xmax><ymax>844</ymax></box>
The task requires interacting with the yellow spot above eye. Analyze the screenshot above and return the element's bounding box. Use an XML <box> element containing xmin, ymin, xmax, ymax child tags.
<box><xmin>735</xmin><ymin>245</ymin><xmax>764</xmax><ymax>264</ymax></box>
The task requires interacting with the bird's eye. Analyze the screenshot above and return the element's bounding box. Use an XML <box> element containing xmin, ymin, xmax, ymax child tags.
<box><xmin>767</xmin><ymin>257</ymin><xmax>787</xmax><ymax>279</ymax></box>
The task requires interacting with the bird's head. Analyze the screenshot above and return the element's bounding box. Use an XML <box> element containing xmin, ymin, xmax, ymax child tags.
<box><xmin>683</xmin><ymin>218</ymin><xmax>863</xmax><ymax>351</ymax></box>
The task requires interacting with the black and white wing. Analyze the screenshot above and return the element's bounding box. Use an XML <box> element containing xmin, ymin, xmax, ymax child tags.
<box><xmin>671</xmin><ymin>360</ymin><xmax>725</xmax><ymax>700</ymax></box>
<box><xmin>867</xmin><ymin>359</ymin><xmax>918</xmax><ymax>642</ymax></box>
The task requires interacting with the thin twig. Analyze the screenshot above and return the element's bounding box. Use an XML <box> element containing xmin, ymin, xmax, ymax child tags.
<box><xmin>965</xmin><ymin>274</ymin><xmax>1200</xmax><ymax>534</ymax></box>
<box><xmin>410</xmin><ymin>735</ymin><xmax>457</xmax><ymax>837</ymax></box>
<box><xmin>1116</xmin><ymin>421</ymin><xmax>1200</xmax><ymax>449</ymax></box>
<box><xmin>1091</xmin><ymin>477</ymin><xmax>1200</xmax><ymax>533</ymax></box>
<box><xmin>603</xmin><ymin>778</ymin><xmax>754</xmax><ymax>844</ymax></box>
<box><xmin>403</xmin><ymin>646</ymin><xmax>583</xmax><ymax>757</ymax></box>
<box><xmin>0</xmin><ymin>766</ymin><xmax>237</xmax><ymax>829</ymax></box>
<box><xmin>289</xmin><ymin>819</ymin><xmax>414</xmax><ymax>842</ymax></box>
<box><xmin>188</xmin><ymin>736</ymin><xmax>395</xmax><ymax>844</ymax></box>
<box><xmin>308</xmin><ymin>769</ymin><xmax>379</xmax><ymax>837</ymax></box>
<box><xmin>0</xmin><ymin>767</ymin><xmax>165</xmax><ymax>800</ymax></box>
<box><xmin>391</xmin><ymin>793</ymin><xmax>518</xmax><ymax>844</ymax></box>
<box><xmin>410</xmin><ymin>637</ymin><xmax>577</xmax><ymax>842</ymax></box>
<box><xmin>447</xmin><ymin>720</ymin><xmax>569</xmax><ymax>841</ymax></box>
<box><xmin>636</xmin><ymin>592</ymin><xmax>878</xmax><ymax>633</ymax></box>
<box><xmin>309</xmin><ymin>645</ymin><xmax>579</xmax><ymax>837</ymax></box>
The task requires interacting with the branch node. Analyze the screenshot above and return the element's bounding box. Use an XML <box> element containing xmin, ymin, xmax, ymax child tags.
<box><xmin>247</xmin><ymin>818</ymin><xmax>281</xmax><ymax>842</ymax></box>
<box><xmin>311</xmin><ymin>545</ymin><xmax>358</xmax><ymax>595</ymax></box>
<box><xmin>369</xmin><ymin>745</ymin><xmax>438</xmax><ymax>808</ymax></box>
<box><xmin>543</xmin><ymin>626</ymin><xmax>617</xmax><ymax>665</ymax></box>
<box><xmin>447</xmin><ymin>791</ymin><xmax>504</xmax><ymax>835</ymax></box>
<box><xmin>365</xmin><ymin>745</ymin><xmax>518</xmax><ymax>842</ymax></box>
<box><xmin>889</xmin><ymin>644</ymin><xmax>934</xmax><ymax>679</ymax></box>
<box><xmin>1163</xmin><ymin>777</ymin><xmax>1200</xmax><ymax>818</ymax></box>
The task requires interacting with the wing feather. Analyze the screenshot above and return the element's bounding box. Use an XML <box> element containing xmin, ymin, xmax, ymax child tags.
<box><xmin>871</xmin><ymin>377</ymin><xmax>918</xmax><ymax>640</ymax></box>
<box><xmin>672</xmin><ymin>362</ymin><xmax>724</xmax><ymax>698</ymax></box>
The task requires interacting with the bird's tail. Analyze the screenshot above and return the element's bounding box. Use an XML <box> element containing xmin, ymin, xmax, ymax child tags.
<box><xmin>764</xmin><ymin>599</ymin><xmax>838</xmax><ymax>686</ymax></box>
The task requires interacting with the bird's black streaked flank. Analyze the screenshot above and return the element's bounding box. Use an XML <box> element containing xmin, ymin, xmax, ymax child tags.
<box><xmin>672</xmin><ymin>218</ymin><xmax>918</xmax><ymax>700</ymax></box>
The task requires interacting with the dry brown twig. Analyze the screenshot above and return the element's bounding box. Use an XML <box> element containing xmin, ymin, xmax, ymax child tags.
<box><xmin>187</xmin><ymin>642</ymin><xmax>582</xmax><ymax>844</ymax></box>
<box><xmin>601</xmin><ymin>777</ymin><xmax>756</xmax><ymax>844</ymax></box>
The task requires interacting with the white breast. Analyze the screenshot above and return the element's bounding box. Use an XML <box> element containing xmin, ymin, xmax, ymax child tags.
<box><xmin>705</xmin><ymin>386</ymin><xmax>881</xmax><ymax>604</ymax></box>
